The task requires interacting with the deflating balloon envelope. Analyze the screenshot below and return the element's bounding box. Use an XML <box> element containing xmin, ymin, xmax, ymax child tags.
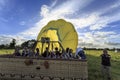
<box><xmin>36</xmin><ymin>19</ymin><xmax>78</xmax><ymax>53</ymax></box>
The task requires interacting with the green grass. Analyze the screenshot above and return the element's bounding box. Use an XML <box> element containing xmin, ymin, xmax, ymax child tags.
<box><xmin>85</xmin><ymin>50</ymin><xmax>120</xmax><ymax>80</ymax></box>
<box><xmin>0</xmin><ymin>49</ymin><xmax>14</xmax><ymax>55</ymax></box>
<box><xmin>0</xmin><ymin>49</ymin><xmax>120</xmax><ymax>80</ymax></box>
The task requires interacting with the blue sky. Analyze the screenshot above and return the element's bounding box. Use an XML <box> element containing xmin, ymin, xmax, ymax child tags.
<box><xmin>0</xmin><ymin>0</ymin><xmax>120</xmax><ymax>48</ymax></box>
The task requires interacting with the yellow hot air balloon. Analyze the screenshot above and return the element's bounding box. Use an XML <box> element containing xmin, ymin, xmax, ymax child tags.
<box><xmin>36</xmin><ymin>19</ymin><xmax>78</xmax><ymax>53</ymax></box>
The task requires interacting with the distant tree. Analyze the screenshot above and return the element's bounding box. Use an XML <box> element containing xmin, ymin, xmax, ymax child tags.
<box><xmin>21</xmin><ymin>41</ymin><xmax>29</xmax><ymax>48</ymax></box>
<box><xmin>83</xmin><ymin>47</ymin><xmax>87</xmax><ymax>50</ymax></box>
<box><xmin>105</xmin><ymin>48</ymin><xmax>110</xmax><ymax>50</ymax></box>
<box><xmin>5</xmin><ymin>44</ymin><xmax>10</xmax><ymax>49</ymax></box>
<box><xmin>0</xmin><ymin>44</ymin><xmax>5</xmax><ymax>49</ymax></box>
<box><xmin>21</xmin><ymin>39</ymin><xmax>36</xmax><ymax>49</ymax></box>
<box><xmin>112</xmin><ymin>47</ymin><xmax>116</xmax><ymax>51</ymax></box>
<box><xmin>9</xmin><ymin>39</ymin><xmax>16</xmax><ymax>49</ymax></box>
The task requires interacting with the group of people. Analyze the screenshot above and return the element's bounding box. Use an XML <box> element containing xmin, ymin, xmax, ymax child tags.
<box><xmin>40</xmin><ymin>48</ymin><xmax>112</xmax><ymax>79</ymax></box>
<box><xmin>13</xmin><ymin>47</ymin><xmax>40</xmax><ymax>57</ymax></box>
<box><xmin>13</xmin><ymin>47</ymin><xmax>111</xmax><ymax>80</ymax></box>
<box><xmin>13</xmin><ymin>47</ymin><xmax>86</xmax><ymax>59</ymax></box>
<box><xmin>42</xmin><ymin>47</ymin><xmax>78</xmax><ymax>59</ymax></box>
<box><xmin>41</xmin><ymin>47</ymin><xmax>111</xmax><ymax>80</ymax></box>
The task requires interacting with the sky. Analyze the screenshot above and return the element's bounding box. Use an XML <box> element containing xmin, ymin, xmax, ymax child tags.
<box><xmin>0</xmin><ymin>0</ymin><xmax>120</xmax><ymax>48</ymax></box>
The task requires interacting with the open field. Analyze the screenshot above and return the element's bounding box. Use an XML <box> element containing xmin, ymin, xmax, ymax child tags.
<box><xmin>0</xmin><ymin>49</ymin><xmax>14</xmax><ymax>55</ymax></box>
<box><xmin>0</xmin><ymin>49</ymin><xmax>120</xmax><ymax>80</ymax></box>
<box><xmin>85</xmin><ymin>50</ymin><xmax>120</xmax><ymax>80</ymax></box>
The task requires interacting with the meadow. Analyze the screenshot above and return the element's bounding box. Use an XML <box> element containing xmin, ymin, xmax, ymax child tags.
<box><xmin>0</xmin><ymin>49</ymin><xmax>120</xmax><ymax>80</ymax></box>
<box><xmin>85</xmin><ymin>50</ymin><xmax>120</xmax><ymax>80</ymax></box>
<box><xmin>0</xmin><ymin>49</ymin><xmax>14</xmax><ymax>55</ymax></box>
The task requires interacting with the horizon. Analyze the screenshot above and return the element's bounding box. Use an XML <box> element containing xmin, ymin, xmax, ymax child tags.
<box><xmin>0</xmin><ymin>0</ymin><xmax>120</xmax><ymax>48</ymax></box>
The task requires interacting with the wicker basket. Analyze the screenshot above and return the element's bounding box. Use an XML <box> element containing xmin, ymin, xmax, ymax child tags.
<box><xmin>0</xmin><ymin>56</ymin><xmax>88</xmax><ymax>80</ymax></box>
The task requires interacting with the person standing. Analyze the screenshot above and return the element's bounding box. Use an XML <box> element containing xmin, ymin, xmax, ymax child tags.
<box><xmin>101</xmin><ymin>49</ymin><xmax>111</xmax><ymax>80</ymax></box>
<box><xmin>35</xmin><ymin>48</ymin><xmax>40</xmax><ymax>56</ymax></box>
<box><xmin>42</xmin><ymin>47</ymin><xmax>50</xmax><ymax>58</ymax></box>
<box><xmin>75</xmin><ymin>47</ymin><xmax>86</xmax><ymax>59</ymax></box>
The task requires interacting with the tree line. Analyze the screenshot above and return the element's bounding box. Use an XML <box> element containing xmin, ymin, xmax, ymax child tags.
<box><xmin>0</xmin><ymin>39</ymin><xmax>16</xmax><ymax>49</ymax></box>
<box><xmin>0</xmin><ymin>39</ymin><xmax>120</xmax><ymax>51</ymax></box>
<box><xmin>0</xmin><ymin>39</ymin><xmax>36</xmax><ymax>49</ymax></box>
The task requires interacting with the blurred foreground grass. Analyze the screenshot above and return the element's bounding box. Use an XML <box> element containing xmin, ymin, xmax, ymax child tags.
<box><xmin>0</xmin><ymin>49</ymin><xmax>120</xmax><ymax>80</ymax></box>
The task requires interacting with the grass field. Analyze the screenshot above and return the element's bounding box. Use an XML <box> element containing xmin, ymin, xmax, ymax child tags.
<box><xmin>0</xmin><ymin>49</ymin><xmax>14</xmax><ymax>55</ymax></box>
<box><xmin>0</xmin><ymin>49</ymin><xmax>120</xmax><ymax>80</ymax></box>
<box><xmin>85</xmin><ymin>50</ymin><xmax>120</xmax><ymax>80</ymax></box>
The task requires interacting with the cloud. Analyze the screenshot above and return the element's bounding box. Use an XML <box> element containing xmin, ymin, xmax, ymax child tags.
<box><xmin>19</xmin><ymin>0</ymin><xmax>94</xmax><ymax>37</ymax></box>
<box><xmin>66</xmin><ymin>13</ymin><xmax>99</xmax><ymax>29</ymax></box>
<box><xmin>19</xmin><ymin>0</ymin><xmax>120</xmax><ymax>48</ymax></box>
<box><xmin>88</xmin><ymin>0</ymin><xmax>120</xmax><ymax>30</ymax></box>
<box><xmin>0</xmin><ymin>35</ymin><xmax>27</xmax><ymax>45</ymax></box>
<box><xmin>50</xmin><ymin>0</ymin><xmax>58</xmax><ymax>8</ymax></box>
<box><xmin>89</xmin><ymin>13</ymin><xmax>120</xmax><ymax>30</ymax></box>
<box><xmin>78</xmin><ymin>31</ymin><xmax>120</xmax><ymax>48</ymax></box>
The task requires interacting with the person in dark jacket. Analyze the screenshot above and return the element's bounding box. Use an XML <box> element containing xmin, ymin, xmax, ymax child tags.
<box><xmin>101</xmin><ymin>49</ymin><xmax>111</xmax><ymax>80</ymax></box>
<box><xmin>35</xmin><ymin>48</ymin><xmax>40</xmax><ymax>56</ymax></box>
<box><xmin>42</xmin><ymin>47</ymin><xmax>50</xmax><ymax>57</ymax></box>
<box><xmin>75</xmin><ymin>47</ymin><xmax>86</xmax><ymax>59</ymax></box>
<box><xmin>55</xmin><ymin>47</ymin><xmax>61</xmax><ymax>58</ymax></box>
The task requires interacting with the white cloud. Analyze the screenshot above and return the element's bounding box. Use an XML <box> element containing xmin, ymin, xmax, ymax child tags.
<box><xmin>90</xmin><ymin>23</ymin><xmax>105</xmax><ymax>30</ymax></box>
<box><xmin>50</xmin><ymin>0</ymin><xmax>58</xmax><ymax>7</ymax></box>
<box><xmin>89</xmin><ymin>0</ymin><xmax>120</xmax><ymax>30</ymax></box>
<box><xmin>90</xmin><ymin>13</ymin><xmax>120</xmax><ymax>30</ymax></box>
<box><xmin>19</xmin><ymin>0</ymin><xmax>94</xmax><ymax>38</ymax></box>
<box><xmin>0</xmin><ymin>35</ymin><xmax>27</xmax><ymax>45</ymax></box>
<box><xmin>78</xmin><ymin>31</ymin><xmax>120</xmax><ymax>48</ymax></box>
<box><xmin>111</xmin><ymin>1</ymin><xmax>120</xmax><ymax>8</ymax></box>
<box><xmin>67</xmin><ymin>13</ymin><xmax>99</xmax><ymax>29</ymax></box>
<box><xmin>40</xmin><ymin>5</ymin><xmax>50</xmax><ymax>18</ymax></box>
<box><xmin>19</xmin><ymin>0</ymin><xmax>120</xmax><ymax>48</ymax></box>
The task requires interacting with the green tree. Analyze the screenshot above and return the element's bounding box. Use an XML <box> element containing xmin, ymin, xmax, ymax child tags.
<box><xmin>9</xmin><ymin>39</ymin><xmax>16</xmax><ymax>49</ymax></box>
<box><xmin>0</xmin><ymin>44</ymin><xmax>5</xmax><ymax>49</ymax></box>
<box><xmin>21</xmin><ymin>39</ymin><xmax>36</xmax><ymax>49</ymax></box>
